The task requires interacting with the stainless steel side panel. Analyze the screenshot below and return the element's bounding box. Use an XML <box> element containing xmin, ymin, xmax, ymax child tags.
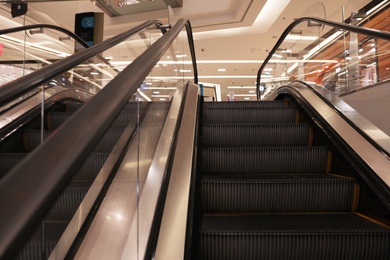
<box><xmin>154</xmin><ymin>83</ymin><xmax>199</xmax><ymax>259</ymax></box>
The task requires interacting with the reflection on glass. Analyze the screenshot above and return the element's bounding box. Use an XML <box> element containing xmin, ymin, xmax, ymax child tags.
<box><xmin>260</xmin><ymin>2</ymin><xmax>390</xmax><ymax>98</ymax></box>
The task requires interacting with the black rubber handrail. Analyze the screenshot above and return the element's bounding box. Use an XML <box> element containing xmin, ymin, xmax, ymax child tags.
<box><xmin>0</xmin><ymin>18</ymin><xmax>197</xmax><ymax>259</ymax></box>
<box><xmin>256</xmin><ymin>16</ymin><xmax>390</xmax><ymax>99</ymax></box>
<box><xmin>0</xmin><ymin>23</ymin><xmax>90</xmax><ymax>49</ymax></box>
<box><xmin>0</xmin><ymin>19</ymin><xmax>162</xmax><ymax>106</ymax></box>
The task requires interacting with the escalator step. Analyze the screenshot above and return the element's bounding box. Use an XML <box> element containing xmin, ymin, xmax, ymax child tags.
<box><xmin>0</xmin><ymin>153</ymin><xmax>109</xmax><ymax>181</ymax></box>
<box><xmin>203</xmin><ymin>123</ymin><xmax>312</xmax><ymax>146</ymax></box>
<box><xmin>45</xmin><ymin>182</ymin><xmax>90</xmax><ymax>221</ymax></box>
<box><xmin>0</xmin><ymin>153</ymin><xmax>27</xmax><ymax>179</ymax></box>
<box><xmin>24</xmin><ymin>129</ymin><xmax>124</xmax><ymax>152</ymax></box>
<box><xmin>66</xmin><ymin>101</ymin><xmax>148</xmax><ymax>113</ymax></box>
<box><xmin>73</xmin><ymin>153</ymin><xmax>110</xmax><ymax>181</ymax></box>
<box><xmin>14</xmin><ymin>223</ymin><xmax>68</xmax><ymax>260</ymax></box>
<box><xmin>48</xmin><ymin>108</ymin><xmax>139</xmax><ymax>130</ymax></box>
<box><xmin>200</xmin><ymin>214</ymin><xmax>390</xmax><ymax>260</ymax></box>
<box><xmin>202</xmin><ymin>174</ymin><xmax>357</xmax><ymax>213</ymax></box>
<box><xmin>202</xmin><ymin>146</ymin><xmax>331</xmax><ymax>174</ymax></box>
<box><xmin>203</xmin><ymin>107</ymin><xmax>298</xmax><ymax>124</ymax></box>
<box><xmin>15</xmin><ymin>241</ymin><xmax>57</xmax><ymax>260</ymax></box>
<box><xmin>203</xmin><ymin>100</ymin><xmax>288</xmax><ymax>109</ymax></box>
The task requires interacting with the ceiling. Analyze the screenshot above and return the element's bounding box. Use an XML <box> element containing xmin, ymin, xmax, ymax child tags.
<box><xmin>0</xmin><ymin>0</ymin><xmax>373</xmax><ymax>101</ymax></box>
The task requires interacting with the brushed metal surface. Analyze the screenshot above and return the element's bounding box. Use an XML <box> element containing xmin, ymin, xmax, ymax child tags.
<box><xmin>269</xmin><ymin>83</ymin><xmax>390</xmax><ymax>188</ymax></box>
<box><xmin>154</xmin><ymin>83</ymin><xmax>199</xmax><ymax>259</ymax></box>
<box><xmin>0</xmin><ymin>87</ymin><xmax>92</xmax><ymax>129</ymax></box>
<box><xmin>73</xmin><ymin>84</ymin><xmax>194</xmax><ymax>259</ymax></box>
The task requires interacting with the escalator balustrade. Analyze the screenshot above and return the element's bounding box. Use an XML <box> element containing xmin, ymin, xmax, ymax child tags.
<box><xmin>0</xmin><ymin>101</ymin><xmax>147</xmax><ymax>259</ymax></box>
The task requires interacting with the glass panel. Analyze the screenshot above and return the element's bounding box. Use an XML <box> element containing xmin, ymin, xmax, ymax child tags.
<box><xmin>136</xmin><ymin>24</ymin><xmax>193</xmax><ymax>259</ymax></box>
<box><xmin>137</xmin><ymin>28</ymin><xmax>194</xmax><ymax>102</ymax></box>
<box><xmin>0</xmin><ymin>27</ymin><xmax>81</xmax><ymax>86</ymax></box>
<box><xmin>0</xmin><ymin>23</ymin><xmax>166</xmax><ymax>259</ymax></box>
<box><xmin>259</xmin><ymin>2</ymin><xmax>390</xmax><ymax>152</ymax></box>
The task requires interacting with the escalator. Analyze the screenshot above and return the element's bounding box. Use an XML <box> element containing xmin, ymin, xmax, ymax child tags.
<box><xmin>1</xmin><ymin>14</ymin><xmax>390</xmax><ymax>260</ymax></box>
<box><xmin>0</xmin><ymin>100</ymin><xmax>162</xmax><ymax>259</ymax></box>
<box><xmin>0</xmin><ymin>18</ymin><xmax>197</xmax><ymax>259</ymax></box>
<box><xmin>186</xmin><ymin>93</ymin><xmax>390</xmax><ymax>259</ymax></box>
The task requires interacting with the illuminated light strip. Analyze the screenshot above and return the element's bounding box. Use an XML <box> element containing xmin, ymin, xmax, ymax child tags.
<box><xmin>225</xmin><ymin>94</ymin><xmax>257</xmax><ymax>97</ymax></box>
<box><xmin>285</xmin><ymin>35</ymin><xmax>319</xmax><ymax>41</ymax></box>
<box><xmin>151</xmin><ymin>94</ymin><xmax>171</xmax><ymax>98</ymax></box>
<box><xmin>227</xmin><ymin>86</ymin><xmax>256</xmax><ymax>89</ymax></box>
<box><xmin>366</xmin><ymin>0</ymin><xmax>389</xmax><ymax>15</ymax></box>
<box><xmin>141</xmin><ymin>87</ymin><xmax>178</xmax><ymax>89</ymax></box>
<box><xmin>0</xmin><ymin>35</ymin><xmax>71</xmax><ymax>57</ymax></box>
<box><xmin>137</xmin><ymin>88</ymin><xmax>152</xmax><ymax>102</ymax></box>
<box><xmin>254</xmin><ymin>0</ymin><xmax>291</xmax><ymax>30</ymax></box>
<box><xmin>110</xmin><ymin>60</ymin><xmax>337</xmax><ymax>67</ymax></box>
<box><xmin>287</xmin><ymin>31</ymin><xmax>343</xmax><ymax>74</ymax></box>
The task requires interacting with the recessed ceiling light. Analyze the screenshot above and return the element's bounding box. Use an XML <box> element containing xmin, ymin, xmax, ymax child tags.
<box><xmin>218</xmin><ymin>68</ymin><xmax>226</xmax><ymax>72</ymax></box>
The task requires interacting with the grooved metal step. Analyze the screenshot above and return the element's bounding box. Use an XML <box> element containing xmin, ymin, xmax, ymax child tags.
<box><xmin>0</xmin><ymin>153</ymin><xmax>109</xmax><ymax>181</ymax></box>
<box><xmin>45</xmin><ymin>182</ymin><xmax>90</xmax><ymax>221</ymax></box>
<box><xmin>203</xmin><ymin>107</ymin><xmax>298</xmax><ymax>124</ymax></box>
<box><xmin>202</xmin><ymin>174</ymin><xmax>358</xmax><ymax>213</ymax></box>
<box><xmin>200</xmin><ymin>214</ymin><xmax>390</xmax><ymax>260</ymax></box>
<box><xmin>203</xmin><ymin>123</ymin><xmax>312</xmax><ymax>146</ymax></box>
<box><xmin>202</xmin><ymin>146</ymin><xmax>331</xmax><ymax>174</ymax></box>
<box><xmin>14</xmin><ymin>223</ymin><xmax>68</xmax><ymax>260</ymax></box>
<box><xmin>23</xmin><ymin>128</ymin><xmax>125</xmax><ymax>152</ymax></box>
<box><xmin>0</xmin><ymin>153</ymin><xmax>27</xmax><ymax>179</ymax></box>
<box><xmin>48</xmin><ymin>109</ymin><xmax>138</xmax><ymax>129</ymax></box>
<box><xmin>203</xmin><ymin>100</ymin><xmax>288</xmax><ymax>109</ymax></box>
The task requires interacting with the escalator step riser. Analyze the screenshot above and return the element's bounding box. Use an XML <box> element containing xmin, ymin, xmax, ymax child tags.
<box><xmin>24</xmin><ymin>129</ymin><xmax>124</xmax><ymax>153</ymax></box>
<box><xmin>200</xmin><ymin>233</ymin><xmax>390</xmax><ymax>260</ymax></box>
<box><xmin>202</xmin><ymin>178</ymin><xmax>356</xmax><ymax>212</ymax></box>
<box><xmin>66</xmin><ymin>101</ymin><xmax>148</xmax><ymax>113</ymax></box>
<box><xmin>48</xmin><ymin>110</ymin><xmax>138</xmax><ymax>129</ymax></box>
<box><xmin>74</xmin><ymin>153</ymin><xmax>110</xmax><ymax>180</ymax></box>
<box><xmin>0</xmin><ymin>153</ymin><xmax>27</xmax><ymax>178</ymax></box>
<box><xmin>15</xmin><ymin>241</ymin><xmax>57</xmax><ymax>260</ymax></box>
<box><xmin>202</xmin><ymin>147</ymin><xmax>330</xmax><ymax>174</ymax></box>
<box><xmin>203</xmin><ymin>101</ymin><xmax>288</xmax><ymax>109</ymax></box>
<box><xmin>203</xmin><ymin>107</ymin><xmax>297</xmax><ymax>124</ymax></box>
<box><xmin>202</xmin><ymin>124</ymin><xmax>311</xmax><ymax>146</ymax></box>
<box><xmin>0</xmin><ymin>153</ymin><xmax>108</xmax><ymax>181</ymax></box>
<box><xmin>14</xmin><ymin>223</ymin><xmax>68</xmax><ymax>260</ymax></box>
<box><xmin>45</xmin><ymin>186</ymin><xmax>89</xmax><ymax>221</ymax></box>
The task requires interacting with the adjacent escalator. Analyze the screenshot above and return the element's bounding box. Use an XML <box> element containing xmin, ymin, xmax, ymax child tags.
<box><xmin>189</xmin><ymin>99</ymin><xmax>390</xmax><ymax>259</ymax></box>
<box><xmin>0</xmin><ymin>100</ymin><xmax>156</xmax><ymax>259</ymax></box>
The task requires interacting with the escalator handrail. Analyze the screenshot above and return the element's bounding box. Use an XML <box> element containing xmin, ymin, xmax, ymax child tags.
<box><xmin>0</xmin><ymin>18</ymin><xmax>197</xmax><ymax>259</ymax></box>
<box><xmin>0</xmin><ymin>19</ymin><xmax>162</xmax><ymax>107</ymax></box>
<box><xmin>0</xmin><ymin>23</ymin><xmax>90</xmax><ymax>49</ymax></box>
<box><xmin>266</xmin><ymin>81</ymin><xmax>390</xmax><ymax>204</ymax></box>
<box><xmin>256</xmin><ymin>16</ymin><xmax>390</xmax><ymax>99</ymax></box>
<box><xmin>185</xmin><ymin>20</ymin><xmax>198</xmax><ymax>84</ymax></box>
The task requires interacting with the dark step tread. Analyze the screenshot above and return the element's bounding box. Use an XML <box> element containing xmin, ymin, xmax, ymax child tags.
<box><xmin>47</xmin><ymin>109</ymin><xmax>138</xmax><ymax>129</ymax></box>
<box><xmin>45</xmin><ymin>182</ymin><xmax>91</xmax><ymax>221</ymax></box>
<box><xmin>23</xmin><ymin>129</ymin><xmax>124</xmax><ymax>152</ymax></box>
<box><xmin>202</xmin><ymin>123</ymin><xmax>312</xmax><ymax>146</ymax></box>
<box><xmin>201</xmin><ymin>213</ymin><xmax>390</xmax><ymax>233</ymax></box>
<box><xmin>15</xmin><ymin>223</ymin><xmax>68</xmax><ymax>260</ymax></box>
<box><xmin>0</xmin><ymin>153</ymin><xmax>27</xmax><ymax>178</ymax></box>
<box><xmin>199</xmin><ymin>214</ymin><xmax>390</xmax><ymax>260</ymax></box>
<box><xmin>66</xmin><ymin>101</ymin><xmax>148</xmax><ymax>112</ymax></box>
<box><xmin>202</xmin><ymin>146</ymin><xmax>331</xmax><ymax>174</ymax></box>
<box><xmin>202</xmin><ymin>174</ymin><xmax>358</xmax><ymax>213</ymax></box>
<box><xmin>203</xmin><ymin>107</ymin><xmax>298</xmax><ymax>124</ymax></box>
<box><xmin>203</xmin><ymin>101</ymin><xmax>289</xmax><ymax>108</ymax></box>
<box><xmin>0</xmin><ymin>153</ymin><xmax>109</xmax><ymax>181</ymax></box>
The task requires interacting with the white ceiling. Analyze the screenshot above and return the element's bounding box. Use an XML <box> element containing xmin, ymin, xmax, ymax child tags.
<box><xmin>0</xmin><ymin>0</ymin><xmax>372</xmax><ymax>100</ymax></box>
